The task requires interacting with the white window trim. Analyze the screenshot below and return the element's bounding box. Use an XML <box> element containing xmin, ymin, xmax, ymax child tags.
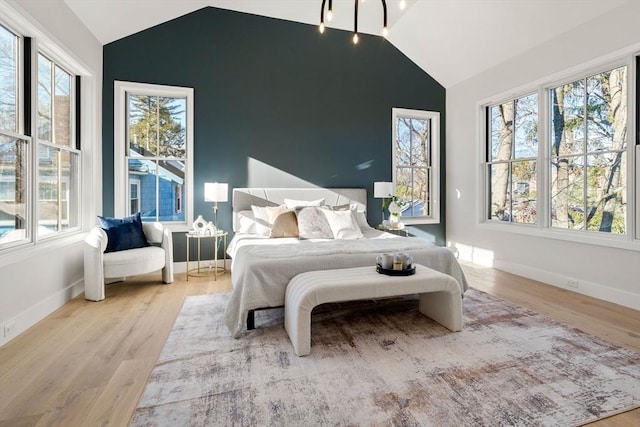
<box><xmin>0</xmin><ymin>2</ymin><xmax>98</xmax><ymax>268</ymax></box>
<box><xmin>392</xmin><ymin>108</ymin><xmax>440</xmax><ymax>225</ymax></box>
<box><xmin>113</xmin><ymin>80</ymin><xmax>194</xmax><ymax>232</ymax></box>
<box><xmin>34</xmin><ymin>53</ymin><xmax>82</xmax><ymax>242</ymax></box>
<box><xmin>477</xmin><ymin>49</ymin><xmax>640</xmax><ymax>252</ymax></box>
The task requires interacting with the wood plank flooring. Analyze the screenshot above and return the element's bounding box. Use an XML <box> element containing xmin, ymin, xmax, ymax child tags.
<box><xmin>0</xmin><ymin>263</ymin><xmax>638</xmax><ymax>426</ymax></box>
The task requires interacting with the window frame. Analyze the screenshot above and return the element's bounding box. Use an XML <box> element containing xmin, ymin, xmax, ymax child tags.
<box><xmin>35</xmin><ymin>51</ymin><xmax>81</xmax><ymax>240</ymax></box>
<box><xmin>0</xmin><ymin>14</ymin><xmax>87</xmax><ymax>256</ymax></box>
<box><xmin>114</xmin><ymin>81</ymin><xmax>194</xmax><ymax>231</ymax></box>
<box><xmin>485</xmin><ymin>93</ymin><xmax>539</xmax><ymax>226</ymax></box>
<box><xmin>0</xmin><ymin>22</ymin><xmax>30</xmax><ymax>250</ymax></box>
<box><xmin>392</xmin><ymin>107</ymin><xmax>440</xmax><ymax>225</ymax></box>
<box><xmin>478</xmin><ymin>53</ymin><xmax>639</xmax><ymax>251</ymax></box>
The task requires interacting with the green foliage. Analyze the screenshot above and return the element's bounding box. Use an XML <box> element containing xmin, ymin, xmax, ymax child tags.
<box><xmin>128</xmin><ymin>95</ymin><xmax>186</xmax><ymax>158</ymax></box>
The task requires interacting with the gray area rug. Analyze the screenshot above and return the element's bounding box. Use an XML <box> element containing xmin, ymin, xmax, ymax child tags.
<box><xmin>131</xmin><ymin>289</ymin><xmax>640</xmax><ymax>426</ymax></box>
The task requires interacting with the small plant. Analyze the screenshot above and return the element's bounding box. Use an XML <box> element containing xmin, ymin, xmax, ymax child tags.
<box><xmin>383</xmin><ymin>196</ymin><xmax>406</xmax><ymax>217</ymax></box>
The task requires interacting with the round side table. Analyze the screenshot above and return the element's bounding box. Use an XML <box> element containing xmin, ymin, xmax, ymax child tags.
<box><xmin>185</xmin><ymin>231</ymin><xmax>228</xmax><ymax>280</ymax></box>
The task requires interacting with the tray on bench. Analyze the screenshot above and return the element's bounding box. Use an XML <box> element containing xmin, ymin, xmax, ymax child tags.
<box><xmin>376</xmin><ymin>264</ymin><xmax>416</xmax><ymax>276</ymax></box>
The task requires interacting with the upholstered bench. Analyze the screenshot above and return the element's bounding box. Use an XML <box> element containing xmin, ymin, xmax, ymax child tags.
<box><xmin>284</xmin><ymin>264</ymin><xmax>463</xmax><ymax>356</ymax></box>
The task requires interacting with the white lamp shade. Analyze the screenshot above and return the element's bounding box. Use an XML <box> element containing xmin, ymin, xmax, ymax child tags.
<box><xmin>204</xmin><ymin>182</ymin><xmax>228</xmax><ymax>202</ymax></box>
<box><xmin>374</xmin><ymin>182</ymin><xmax>393</xmax><ymax>198</ymax></box>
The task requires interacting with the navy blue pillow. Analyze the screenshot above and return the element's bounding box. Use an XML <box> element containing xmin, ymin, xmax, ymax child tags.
<box><xmin>98</xmin><ymin>213</ymin><xmax>150</xmax><ymax>253</ymax></box>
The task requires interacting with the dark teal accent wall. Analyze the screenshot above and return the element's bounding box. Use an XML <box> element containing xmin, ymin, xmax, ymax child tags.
<box><xmin>102</xmin><ymin>7</ymin><xmax>446</xmax><ymax>261</ymax></box>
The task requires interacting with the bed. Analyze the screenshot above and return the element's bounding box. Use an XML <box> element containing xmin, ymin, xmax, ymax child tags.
<box><xmin>224</xmin><ymin>187</ymin><xmax>469</xmax><ymax>337</ymax></box>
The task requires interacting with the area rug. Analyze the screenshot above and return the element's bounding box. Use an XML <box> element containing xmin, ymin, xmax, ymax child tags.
<box><xmin>130</xmin><ymin>289</ymin><xmax>640</xmax><ymax>426</ymax></box>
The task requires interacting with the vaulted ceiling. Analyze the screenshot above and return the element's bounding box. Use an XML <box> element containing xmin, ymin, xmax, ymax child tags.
<box><xmin>64</xmin><ymin>0</ymin><xmax>629</xmax><ymax>88</ymax></box>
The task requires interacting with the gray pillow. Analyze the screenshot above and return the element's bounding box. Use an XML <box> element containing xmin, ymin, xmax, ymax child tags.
<box><xmin>296</xmin><ymin>207</ymin><xmax>333</xmax><ymax>239</ymax></box>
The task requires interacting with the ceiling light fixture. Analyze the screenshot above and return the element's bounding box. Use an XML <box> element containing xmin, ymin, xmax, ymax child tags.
<box><xmin>319</xmin><ymin>0</ymin><xmax>388</xmax><ymax>44</ymax></box>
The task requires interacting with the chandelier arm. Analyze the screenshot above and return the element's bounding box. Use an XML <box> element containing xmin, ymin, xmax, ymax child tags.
<box><xmin>320</xmin><ymin>0</ymin><xmax>326</xmax><ymax>24</ymax></box>
<box><xmin>382</xmin><ymin>0</ymin><xmax>387</xmax><ymax>29</ymax></box>
<box><xmin>354</xmin><ymin>0</ymin><xmax>358</xmax><ymax>35</ymax></box>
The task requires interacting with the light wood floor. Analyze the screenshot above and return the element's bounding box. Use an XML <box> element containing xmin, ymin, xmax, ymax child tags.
<box><xmin>0</xmin><ymin>264</ymin><xmax>638</xmax><ymax>427</ymax></box>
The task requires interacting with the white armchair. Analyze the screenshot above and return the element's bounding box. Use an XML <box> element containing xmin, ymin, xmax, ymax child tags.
<box><xmin>84</xmin><ymin>222</ymin><xmax>174</xmax><ymax>301</ymax></box>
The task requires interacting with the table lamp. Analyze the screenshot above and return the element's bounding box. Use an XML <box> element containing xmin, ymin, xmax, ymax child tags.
<box><xmin>373</xmin><ymin>181</ymin><xmax>393</xmax><ymax>225</ymax></box>
<box><xmin>204</xmin><ymin>182</ymin><xmax>228</xmax><ymax>228</ymax></box>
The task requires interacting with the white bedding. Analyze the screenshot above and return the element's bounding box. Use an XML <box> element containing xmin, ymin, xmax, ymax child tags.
<box><xmin>227</xmin><ymin>227</ymin><xmax>396</xmax><ymax>259</ymax></box>
<box><xmin>224</xmin><ymin>229</ymin><xmax>469</xmax><ymax>337</ymax></box>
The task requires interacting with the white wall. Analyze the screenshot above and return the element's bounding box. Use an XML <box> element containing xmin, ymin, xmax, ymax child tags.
<box><xmin>447</xmin><ymin>1</ymin><xmax>640</xmax><ymax>309</ymax></box>
<box><xmin>0</xmin><ymin>0</ymin><xmax>102</xmax><ymax>346</ymax></box>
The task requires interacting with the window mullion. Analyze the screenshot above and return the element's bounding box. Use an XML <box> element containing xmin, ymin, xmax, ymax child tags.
<box><xmin>50</xmin><ymin>59</ymin><xmax>55</xmax><ymax>145</ymax></box>
<box><xmin>582</xmin><ymin>78</ymin><xmax>589</xmax><ymax>231</ymax></box>
<box><xmin>155</xmin><ymin>98</ymin><xmax>160</xmax><ymax>222</ymax></box>
<box><xmin>538</xmin><ymin>86</ymin><xmax>549</xmax><ymax>230</ymax></box>
<box><xmin>29</xmin><ymin>38</ymin><xmax>38</xmax><ymax>244</ymax></box>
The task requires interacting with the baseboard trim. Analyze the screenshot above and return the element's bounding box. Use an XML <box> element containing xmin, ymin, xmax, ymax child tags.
<box><xmin>174</xmin><ymin>261</ymin><xmax>186</xmax><ymax>274</ymax></box>
<box><xmin>493</xmin><ymin>259</ymin><xmax>640</xmax><ymax>311</ymax></box>
<box><xmin>0</xmin><ymin>278</ymin><xmax>85</xmax><ymax>347</ymax></box>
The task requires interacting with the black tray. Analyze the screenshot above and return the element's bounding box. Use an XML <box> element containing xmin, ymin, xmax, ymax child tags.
<box><xmin>376</xmin><ymin>264</ymin><xmax>416</xmax><ymax>276</ymax></box>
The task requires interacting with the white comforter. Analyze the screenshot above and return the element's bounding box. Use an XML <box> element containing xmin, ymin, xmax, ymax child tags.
<box><xmin>224</xmin><ymin>230</ymin><xmax>469</xmax><ymax>337</ymax></box>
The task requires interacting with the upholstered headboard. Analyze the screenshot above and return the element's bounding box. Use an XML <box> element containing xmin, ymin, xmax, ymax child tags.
<box><xmin>232</xmin><ymin>188</ymin><xmax>367</xmax><ymax>232</ymax></box>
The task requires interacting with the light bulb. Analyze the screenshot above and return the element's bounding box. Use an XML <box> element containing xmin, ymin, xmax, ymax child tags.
<box><xmin>327</xmin><ymin>10</ymin><xmax>333</xmax><ymax>21</ymax></box>
<box><xmin>400</xmin><ymin>0</ymin><xmax>406</xmax><ymax>10</ymax></box>
<box><xmin>382</xmin><ymin>27</ymin><xmax>388</xmax><ymax>37</ymax></box>
<box><xmin>353</xmin><ymin>33</ymin><xmax>359</xmax><ymax>44</ymax></box>
<box><xmin>319</xmin><ymin>23</ymin><xmax>325</xmax><ymax>33</ymax></box>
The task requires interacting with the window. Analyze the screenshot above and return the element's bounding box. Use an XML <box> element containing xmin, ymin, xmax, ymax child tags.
<box><xmin>114</xmin><ymin>81</ymin><xmax>193</xmax><ymax>228</ymax></box>
<box><xmin>392</xmin><ymin>108</ymin><xmax>440</xmax><ymax>224</ymax></box>
<box><xmin>130</xmin><ymin>179</ymin><xmax>140</xmax><ymax>214</ymax></box>
<box><xmin>487</xmin><ymin>94</ymin><xmax>538</xmax><ymax>224</ymax></box>
<box><xmin>0</xmin><ymin>24</ymin><xmax>27</xmax><ymax>247</ymax></box>
<box><xmin>482</xmin><ymin>59</ymin><xmax>636</xmax><ymax>246</ymax></box>
<box><xmin>550</xmin><ymin>66</ymin><xmax>627</xmax><ymax>234</ymax></box>
<box><xmin>36</xmin><ymin>53</ymin><xmax>80</xmax><ymax>237</ymax></box>
<box><xmin>0</xmin><ymin>21</ymin><xmax>81</xmax><ymax>250</ymax></box>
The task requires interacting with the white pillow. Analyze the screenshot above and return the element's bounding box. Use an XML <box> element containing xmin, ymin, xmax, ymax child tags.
<box><xmin>322</xmin><ymin>209</ymin><xmax>363</xmax><ymax>240</ymax></box>
<box><xmin>331</xmin><ymin>203</ymin><xmax>370</xmax><ymax>229</ymax></box>
<box><xmin>354</xmin><ymin>210</ymin><xmax>371</xmax><ymax>229</ymax></box>
<box><xmin>251</xmin><ymin>205</ymin><xmax>294</xmax><ymax>237</ymax></box>
<box><xmin>251</xmin><ymin>205</ymin><xmax>272</xmax><ymax>237</ymax></box>
<box><xmin>284</xmin><ymin>198</ymin><xmax>325</xmax><ymax>209</ymax></box>
<box><xmin>236</xmin><ymin>210</ymin><xmax>257</xmax><ymax>234</ymax></box>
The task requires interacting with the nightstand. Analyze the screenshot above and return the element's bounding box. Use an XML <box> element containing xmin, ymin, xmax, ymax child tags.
<box><xmin>185</xmin><ymin>231</ymin><xmax>228</xmax><ymax>280</ymax></box>
<box><xmin>377</xmin><ymin>222</ymin><xmax>410</xmax><ymax>237</ymax></box>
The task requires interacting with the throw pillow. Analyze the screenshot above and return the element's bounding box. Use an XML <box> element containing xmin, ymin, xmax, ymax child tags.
<box><xmin>354</xmin><ymin>210</ymin><xmax>370</xmax><ymax>229</ymax></box>
<box><xmin>269</xmin><ymin>208</ymin><xmax>299</xmax><ymax>238</ymax></box>
<box><xmin>251</xmin><ymin>205</ymin><xmax>272</xmax><ymax>237</ymax></box>
<box><xmin>296</xmin><ymin>206</ymin><xmax>334</xmax><ymax>239</ymax></box>
<box><xmin>329</xmin><ymin>204</ymin><xmax>370</xmax><ymax>229</ymax></box>
<box><xmin>322</xmin><ymin>209</ymin><xmax>364</xmax><ymax>240</ymax></box>
<box><xmin>236</xmin><ymin>210</ymin><xmax>257</xmax><ymax>234</ymax></box>
<box><xmin>98</xmin><ymin>212</ymin><xmax>150</xmax><ymax>253</ymax></box>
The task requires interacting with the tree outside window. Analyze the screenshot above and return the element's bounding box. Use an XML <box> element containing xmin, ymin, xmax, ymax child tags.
<box><xmin>487</xmin><ymin>93</ymin><xmax>538</xmax><ymax>224</ymax></box>
<box><xmin>124</xmin><ymin>89</ymin><xmax>188</xmax><ymax>223</ymax></box>
<box><xmin>550</xmin><ymin>66</ymin><xmax>627</xmax><ymax>234</ymax></box>
<box><xmin>392</xmin><ymin>108</ymin><xmax>440</xmax><ymax>224</ymax></box>
<box><xmin>0</xmin><ymin>24</ymin><xmax>27</xmax><ymax>246</ymax></box>
<box><xmin>484</xmin><ymin>64</ymin><xmax>629</xmax><ymax>238</ymax></box>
